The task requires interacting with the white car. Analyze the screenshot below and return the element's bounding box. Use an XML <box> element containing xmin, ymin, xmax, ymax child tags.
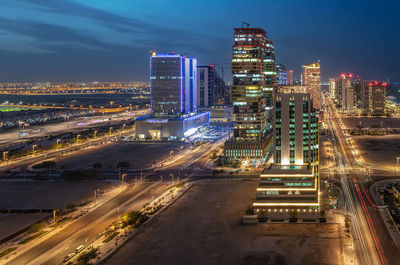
<box><xmin>75</xmin><ymin>245</ymin><xmax>85</xmax><ymax>253</ymax></box>
<box><xmin>63</xmin><ymin>253</ymin><xmax>75</xmax><ymax>262</ymax></box>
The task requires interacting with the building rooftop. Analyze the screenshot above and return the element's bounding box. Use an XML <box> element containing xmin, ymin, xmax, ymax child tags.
<box><xmin>261</xmin><ymin>165</ymin><xmax>313</xmax><ymax>177</ymax></box>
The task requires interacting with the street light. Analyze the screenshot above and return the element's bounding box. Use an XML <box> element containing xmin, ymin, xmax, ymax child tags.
<box><xmin>32</xmin><ymin>144</ymin><xmax>37</xmax><ymax>154</ymax></box>
<box><xmin>3</xmin><ymin>151</ymin><xmax>8</xmax><ymax>162</ymax></box>
<box><xmin>76</xmin><ymin>134</ymin><xmax>81</xmax><ymax>142</ymax></box>
<box><xmin>56</xmin><ymin>139</ymin><xmax>61</xmax><ymax>148</ymax></box>
<box><xmin>94</xmin><ymin>130</ymin><xmax>98</xmax><ymax>138</ymax></box>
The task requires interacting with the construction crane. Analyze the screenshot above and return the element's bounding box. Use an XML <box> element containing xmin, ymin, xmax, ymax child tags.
<box><xmin>241</xmin><ymin>21</ymin><xmax>250</xmax><ymax>28</ymax></box>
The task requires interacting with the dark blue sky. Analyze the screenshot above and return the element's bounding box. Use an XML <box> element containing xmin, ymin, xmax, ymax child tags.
<box><xmin>0</xmin><ymin>0</ymin><xmax>399</xmax><ymax>82</ymax></box>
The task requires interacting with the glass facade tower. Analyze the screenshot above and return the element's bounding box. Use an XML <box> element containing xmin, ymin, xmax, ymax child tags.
<box><xmin>224</xmin><ymin>27</ymin><xmax>276</xmax><ymax>163</ymax></box>
<box><xmin>150</xmin><ymin>53</ymin><xmax>197</xmax><ymax>117</ymax></box>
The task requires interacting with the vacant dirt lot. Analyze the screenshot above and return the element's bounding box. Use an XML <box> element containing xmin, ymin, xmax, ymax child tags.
<box><xmin>106</xmin><ymin>181</ymin><xmax>342</xmax><ymax>265</ymax></box>
<box><xmin>353</xmin><ymin>135</ymin><xmax>400</xmax><ymax>167</ymax></box>
<box><xmin>58</xmin><ymin>142</ymin><xmax>182</xmax><ymax>170</ymax></box>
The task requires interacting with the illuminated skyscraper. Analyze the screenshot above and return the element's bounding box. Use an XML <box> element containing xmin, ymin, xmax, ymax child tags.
<box><xmin>253</xmin><ymin>92</ymin><xmax>320</xmax><ymax>221</ymax></box>
<box><xmin>302</xmin><ymin>61</ymin><xmax>321</xmax><ymax>109</ymax></box>
<box><xmin>224</xmin><ymin>27</ymin><xmax>276</xmax><ymax>164</ymax></box>
<box><xmin>329</xmin><ymin>78</ymin><xmax>336</xmax><ymax>98</ymax></box>
<box><xmin>150</xmin><ymin>53</ymin><xmax>197</xmax><ymax>116</ymax></box>
<box><xmin>362</xmin><ymin>81</ymin><xmax>386</xmax><ymax>114</ymax></box>
<box><xmin>136</xmin><ymin>52</ymin><xmax>209</xmax><ymax>140</ymax></box>
<box><xmin>287</xmin><ymin>69</ymin><xmax>294</xmax><ymax>86</ymax></box>
<box><xmin>276</xmin><ymin>63</ymin><xmax>288</xmax><ymax>86</ymax></box>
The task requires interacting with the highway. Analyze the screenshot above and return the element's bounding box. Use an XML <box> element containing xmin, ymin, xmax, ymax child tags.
<box><xmin>3</xmin><ymin>182</ymin><xmax>167</xmax><ymax>265</ymax></box>
<box><xmin>326</xmin><ymin>95</ymin><xmax>400</xmax><ymax>265</ymax></box>
<box><xmin>0</xmin><ymin>108</ymin><xmax>149</xmax><ymax>148</ymax></box>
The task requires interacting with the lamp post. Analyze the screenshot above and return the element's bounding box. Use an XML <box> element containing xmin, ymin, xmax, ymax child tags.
<box><xmin>32</xmin><ymin>144</ymin><xmax>37</xmax><ymax>154</ymax></box>
<box><xmin>3</xmin><ymin>151</ymin><xmax>8</xmax><ymax>162</ymax></box>
<box><xmin>56</xmin><ymin>139</ymin><xmax>61</xmax><ymax>148</ymax></box>
<box><xmin>94</xmin><ymin>130</ymin><xmax>98</xmax><ymax>138</ymax></box>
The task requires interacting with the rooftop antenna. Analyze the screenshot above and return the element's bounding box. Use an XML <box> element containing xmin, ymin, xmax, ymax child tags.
<box><xmin>241</xmin><ymin>21</ymin><xmax>250</xmax><ymax>28</ymax></box>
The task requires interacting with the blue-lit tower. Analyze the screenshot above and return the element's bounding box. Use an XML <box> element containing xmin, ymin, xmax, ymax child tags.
<box><xmin>150</xmin><ymin>53</ymin><xmax>197</xmax><ymax>117</ymax></box>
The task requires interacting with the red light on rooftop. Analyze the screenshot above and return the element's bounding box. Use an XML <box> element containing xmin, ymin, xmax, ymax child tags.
<box><xmin>382</xmin><ymin>82</ymin><xmax>387</xmax><ymax>87</ymax></box>
<box><xmin>340</xmin><ymin>73</ymin><xmax>346</xmax><ymax>78</ymax></box>
<box><xmin>369</xmin><ymin>83</ymin><xmax>373</xmax><ymax>86</ymax></box>
<box><xmin>210</xmin><ymin>64</ymin><xmax>214</xmax><ymax>67</ymax></box>
<box><xmin>349</xmin><ymin>73</ymin><xmax>353</xmax><ymax>78</ymax></box>
<box><xmin>289</xmin><ymin>69</ymin><xmax>293</xmax><ymax>72</ymax></box>
<box><xmin>374</xmin><ymin>81</ymin><xmax>378</xmax><ymax>85</ymax></box>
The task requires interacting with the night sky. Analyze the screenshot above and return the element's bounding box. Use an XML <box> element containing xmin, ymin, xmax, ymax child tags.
<box><xmin>0</xmin><ymin>0</ymin><xmax>399</xmax><ymax>83</ymax></box>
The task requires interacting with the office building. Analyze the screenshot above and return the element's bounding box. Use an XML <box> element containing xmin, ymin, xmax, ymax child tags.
<box><xmin>333</xmin><ymin>73</ymin><xmax>353</xmax><ymax>109</ymax></box>
<box><xmin>276</xmin><ymin>63</ymin><xmax>288</xmax><ymax>86</ymax></box>
<box><xmin>136</xmin><ymin>52</ymin><xmax>209</xmax><ymax>140</ymax></box>
<box><xmin>253</xmin><ymin>92</ymin><xmax>319</xmax><ymax>221</ymax></box>
<box><xmin>197</xmin><ymin>65</ymin><xmax>229</xmax><ymax>107</ymax></box>
<box><xmin>287</xmin><ymin>69</ymin><xmax>294</xmax><ymax>86</ymax></box>
<box><xmin>352</xmin><ymin>76</ymin><xmax>363</xmax><ymax>105</ymax></box>
<box><xmin>302</xmin><ymin>62</ymin><xmax>321</xmax><ymax>109</ymax></box>
<box><xmin>362</xmin><ymin>81</ymin><xmax>386</xmax><ymax>114</ymax></box>
<box><xmin>224</xmin><ymin>27</ymin><xmax>275</xmax><ymax>164</ymax></box>
<box><xmin>329</xmin><ymin>78</ymin><xmax>336</xmax><ymax>98</ymax></box>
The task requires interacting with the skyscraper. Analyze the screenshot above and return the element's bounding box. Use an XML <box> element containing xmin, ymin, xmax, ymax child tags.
<box><xmin>224</xmin><ymin>27</ymin><xmax>275</xmax><ymax>164</ymax></box>
<box><xmin>150</xmin><ymin>53</ymin><xmax>197</xmax><ymax>116</ymax></box>
<box><xmin>362</xmin><ymin>81</ymin><xmax>386</xmax><ymax>114</ymax></box>
<box><xmin>276</xmin><ymin>63</ymin><xmax>288</xmax><ymax>86</ymax></box>
<box><xmin>197</xmin><ymin>65</ymin><xmax>229</xmax><ymax>107</ymax></box>
<box><xmin>253</xmin><ymin>92</ymin><xmax>320</xmax><ymax>221</ymax></box>
<box><xmin>329</xmin><ymin>78</ymin><xmax>336</xmax><ymax>98</ymax></box>
<box><xmin>136</xmin><ymin>52</ymin><xmax>209</xmax><ymax>140</ymax></box>
<box><xmin>302</xmin><ymin>61</ymin><xmax>321</xmax><ymax>109</ymax></box>
<box><xmin>287</xmin><ymin>69</ymin><xmax>294</xmax><ymax>86</ymax></box>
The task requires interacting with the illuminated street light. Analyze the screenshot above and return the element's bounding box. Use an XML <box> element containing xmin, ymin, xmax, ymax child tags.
<box><xmin>94</xmin><ymin>130</ymin><xmax>98</xmax><ymax>138</ymax></box>
<box><xmin>3</xmin><ymin>151</ymin><xmax>8</xmax><ymax>162</ymax></box>
<box><xmin>32</xmin><ymin>144</ymin><xmax>37</xmax><ymax>154</ymax></box>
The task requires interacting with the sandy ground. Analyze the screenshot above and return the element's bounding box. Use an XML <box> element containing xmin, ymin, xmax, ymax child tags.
<box><xmin>342</xmin><ymin>117</ymin><xmax>400</xmax><ymax>129</ymax></box>
<box><xmin>0</xmin><ymin>181</ymin><xmax>111</xmax><ymax>241</ymax></box>
<box><xmin>352</xmin><ymin>135</ymin><xmax>400</xmax><ymax>167</ymax></box>
<box><xmin>105</xmin><ymin>181</ymin><xmax>342</xmax><ymax>265</ymax></box>
<box><xmin>57</xmin><ymin>142</ymin><xmax>183</xmax><ymax>170</ymax></box>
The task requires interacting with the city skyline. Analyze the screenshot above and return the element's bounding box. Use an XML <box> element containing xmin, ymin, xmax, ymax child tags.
<box><xmin>1</xmin><ymin>0</ymin><xmax>400</xmax><ymax>82</ymax></box>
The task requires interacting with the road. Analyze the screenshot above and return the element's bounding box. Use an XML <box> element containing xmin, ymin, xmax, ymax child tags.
<box><xmin>326</xmin><ymin>95</ymin><xmax>400</xmax><ymax>265</ymax></box>
<box><xmin>3</xmin><ymin>182</ymin><xmax>167</xmax><ymax>265</ymax></box>
<box><xmin>0</xmin><ymin>108</ymin><xmax>149</xmax><ymax>148</ymax></box>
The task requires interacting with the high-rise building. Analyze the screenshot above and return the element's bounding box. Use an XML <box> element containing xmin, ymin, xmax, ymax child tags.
<box><xmin>334</xmin><ymin>73</ymin><xmax>353</xmax><ymax>108</ymax></box>
<box><xmin>224</xmin><ymin>27</ymin><xmax>275</xmax><ymax>164</ymax></box>
<box><xmin>276</xmin><ymin>63</ymin><xmax>288</xmax><ymax>86</ymax></box>
<box><xmin>352</xmin><ymin>76</ymin><xmax>363</xmax><ymax>106</ymax></box>
<box><xmin>302</xmin><ymin>61</ymin><xmax>321</xmax><ymax>109</ymax></box>
<box><xmin>273</xmin><ymin>93</ymin><xmax>319</xmax><ymax>166</ymax></box>
<box><xmin>287</xmin><ymin>69</ymin><xmax>294</xmax><ymax>86</ymax></box>
<box><xmin>150</xmin><ymin>53</ymin><xmax>197</xmax><ymax>116</ymax></box>
<box><xmin>329</xmin><ymin>78</ymin><xmax>336</xmax><ymax>98</ymax></box>
<box><xmin>136</xmin><ymin>52</ymin><xmax>209</xmax><ymax>140</ymax></box>
<box><xmin>253</xmin><ymin>92</ymin><xmax>319</xmax><ymax>221</ymax></box>
<box><xmin>362</xmin><ymin>81</ymin><xmax>386</xmax><ymax>114</ymax></box>
<box><xmin>197</xmin><ymin>65</ymin><xmax>229</xmax><ymax>108</ymax></box>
